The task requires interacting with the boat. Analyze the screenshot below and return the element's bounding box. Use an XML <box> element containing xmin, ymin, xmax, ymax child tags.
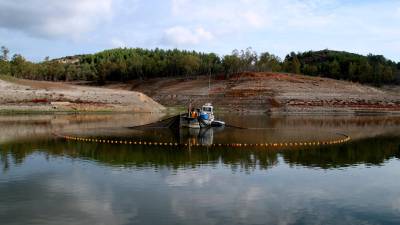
<box><xmin>180</xmin><ymin>103</ymin><xmax>225</xmax><ymax>129</ymax></box>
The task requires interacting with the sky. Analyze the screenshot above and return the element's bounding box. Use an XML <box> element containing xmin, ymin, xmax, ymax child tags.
<box><xmin>0</xmin><ymin>0</ymin><xmax>399</xmax><ymax>62</ymax></box>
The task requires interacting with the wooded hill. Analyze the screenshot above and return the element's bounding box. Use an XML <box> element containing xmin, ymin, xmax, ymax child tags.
<box><xmin>0</xmin><ymin>46</ymin><xmax>399</xmax><ymax>86</ymax></box>
<box><xmin>285</xmin><ymin>50</ymin><xmax>400</xmax><ymax>85</ymax></box>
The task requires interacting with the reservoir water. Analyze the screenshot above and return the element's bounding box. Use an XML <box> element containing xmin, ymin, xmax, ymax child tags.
<box><xmin>0</xmin><ymin>114</ymin><xmax>399</xmax><ymax>225</ymax></box>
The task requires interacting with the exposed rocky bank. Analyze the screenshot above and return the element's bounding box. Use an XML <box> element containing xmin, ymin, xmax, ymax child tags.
<box><xmin>0</xmin><ymin>77</ymin><xmax>164</xmax><ymax>113</ymax></box>
<box><xmin>113</xmin><ymin>72</ymin><xmax>400</xmax><ymax>114</ymax></box>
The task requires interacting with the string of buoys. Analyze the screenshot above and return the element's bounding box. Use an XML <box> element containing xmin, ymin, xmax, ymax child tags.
<box><xmin>53</xmin><ymin>133</ymin><xmax>351</xmax><ymax>149</ymax></box>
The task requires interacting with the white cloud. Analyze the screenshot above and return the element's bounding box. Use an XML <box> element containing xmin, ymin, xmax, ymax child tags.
<box><xmin>1</xmin><ymin>0</ymin><xmax>400</xmax><ymax>61</ymax></box>
<box><xmin>241</xmin><ymin>11</ymin><xmax>266</xmax><ymax>28</ymax></box>
<box><xmin>168</xmin><ymin>0</ymin><xmax>337</xmax><ymax>36</ymax></box>
<box><xmin>280</xmin><ymin>0</ymin><xmax>336</xmax><ymax>28</ymax></box>
<box><xmin>44</xmin><ymin>167</ymin><xmax>134</xmax><ymax>224</ymax></box>
<box><xmin>0</xmin><ymin>0</ymin><xmax>114</xmax><ymax>39</ymax></box>
<box><xmin>163</xmin><ymin>26</ymin><xmax>214</xmax><ymax>45</ymax></box>
<box><xmin>165</xmin><ymin>0</ymin><xmax>400</xmax><ymax>60</ymax></box>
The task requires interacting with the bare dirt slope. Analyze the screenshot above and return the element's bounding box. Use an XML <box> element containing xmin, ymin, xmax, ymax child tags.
<box><xmin>0</xmin><ymin>77</ymin><xmax>164</xmax><ymax>113</ymax></box>
<box><xmin>110</xmin><ymin>72</ymin><xmax>400</xmax><ymax>114</ymax></box>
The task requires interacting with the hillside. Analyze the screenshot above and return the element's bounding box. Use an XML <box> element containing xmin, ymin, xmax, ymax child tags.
<box><xmin>288</xmin><ymin>50</ymin><xmax>400</xmax><ymax>85</ymax></box>
<box><xmin>108</xmin><ymin>72</ymin><xmax>400</xmax><ymax>114</ymax></box>
<box><xmin>0</xmin><ymin>76</ymin><xmax>165</xmax><ymax>113</ymax></box>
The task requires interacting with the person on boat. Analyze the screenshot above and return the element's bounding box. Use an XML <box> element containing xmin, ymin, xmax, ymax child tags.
<box><xmin>191</xmin><ymin>108</ymin><xmax>197</xmax><ymax>118</ymax></box>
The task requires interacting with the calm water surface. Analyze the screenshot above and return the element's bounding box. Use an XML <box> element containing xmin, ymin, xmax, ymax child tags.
<box><xmin>0</xmin><ymin>114</ymin><xmax>400</xmax><ymax>225</ymax></box>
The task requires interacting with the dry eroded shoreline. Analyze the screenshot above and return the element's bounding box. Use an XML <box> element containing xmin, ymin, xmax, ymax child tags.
<box><xmin>1</xmin><ymin>73</ymin><xmax>400</xmax><ymax>114</ymax></box>
<box><xmin>0</xmin><ymin>77</ymin><xmax>165</xmax><ymax>113</ymax></box>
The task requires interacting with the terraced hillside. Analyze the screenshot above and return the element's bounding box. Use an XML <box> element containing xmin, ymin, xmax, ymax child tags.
<box><xmin>110</xmin><ymin>72</ymin><xmax>400</xmax><ymax>114</ymax></box>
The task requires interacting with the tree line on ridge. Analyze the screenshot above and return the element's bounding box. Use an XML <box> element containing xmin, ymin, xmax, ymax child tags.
<box><xmin>1</xmin><ymin>46</ymin><xmax>399</xmax><ymax>86</ymax></box>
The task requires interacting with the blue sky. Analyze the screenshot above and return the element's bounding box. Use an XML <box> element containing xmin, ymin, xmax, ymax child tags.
<box><xmin>0</xmin><ymin>0</ymin><xmax>399</xmax><ymax>62</ymax></box>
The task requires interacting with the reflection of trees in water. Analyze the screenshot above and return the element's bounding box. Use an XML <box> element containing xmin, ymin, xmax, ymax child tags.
<box><xmin>269</xmin><ymin>117</ymin><xmax>400</xmax><ymax>128</ymax></box>
<box><xmin>0</xmin><ymin>139</ymin><xmax>279</xmax><ymax>172</ymax></box>
<box><xmin>0</xmin><ymin>141</ymin><xmax>42</xmax><ymax>172</ymax></box>
<box><xmin>1</xmin><ymin>136</ymin><xmax>399</xmax><ymax>172</ymax></box>
<box><xmin>0</xmin><ymin>113</ymin><xmax>165</xmax><ymax>144</ymax></box>
<box><xmin>0</xmin><ymin>149</ymin><xmax>9</xmax><ymax>172</ymax></box>
<box><xmin>283</xmin><ymin>136</ymin><xmax>400</xmax><ymax>169</ymax></box>
<box><xmin>223</xmin><ymin>115</ymin><xmax>400</xmax><ymax>129</ymax></box>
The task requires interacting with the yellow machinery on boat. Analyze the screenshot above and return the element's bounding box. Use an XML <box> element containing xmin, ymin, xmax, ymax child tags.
<box><xmin>180</xmin><ymin>103</ymin><xmax>225</xmax><ymax>129</ymax></box>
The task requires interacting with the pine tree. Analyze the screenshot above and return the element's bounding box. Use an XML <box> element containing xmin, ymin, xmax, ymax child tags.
<box><xmin>329</xmin><ymin>60</ymin><xmax>341</xmax><ymax>79</ymax></box>
<box><xmin>291</xmin><ymin>56</ymin><xmax>301</xmax><ymax>74</ymax></box>
<box><xmin>348</xmin><ymin>62</ymin><xmax>357</xmax><ymax>81</ymax></box>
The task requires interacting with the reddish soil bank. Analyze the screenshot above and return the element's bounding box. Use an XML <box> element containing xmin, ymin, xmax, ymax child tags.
<box><xmin>107</xmin><ymin>72</ymin><xmax>400</xmax><ymax>114</ymax></box>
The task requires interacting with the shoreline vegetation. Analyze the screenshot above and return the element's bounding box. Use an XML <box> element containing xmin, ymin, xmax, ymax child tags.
<box><xmin>1</xmin><ymin>46</ymin><xmax>399</xmax><ymax>86</ymax></box>
<box><xmin>0</xmin><ymin>46</ymin><xmax>399</xmax><ymax>114</ymax></box>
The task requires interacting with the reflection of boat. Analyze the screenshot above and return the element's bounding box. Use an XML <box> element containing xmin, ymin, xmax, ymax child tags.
<box><xmin>179</xmin><ymin>126</ymin><xmax>225</xmax><ymax>146</ymax></box>
<box><xmin>180</xmin><ymin>103</ymin><xmax>225</xmax><ymax>129</ymax></box>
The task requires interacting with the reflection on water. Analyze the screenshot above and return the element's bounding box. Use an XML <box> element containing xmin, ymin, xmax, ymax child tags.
<box><xmin>1</xmin><ymin>113</ymin><xmax>400</xmax><ymax>145</ymax></box>
<box><xmin>0</xmin><ymin>113</ymin><xmax>165</xmax><ymax>144</ymax></box>
<box><xmin>180</xmin><ymin>127</ymin><xmax>223</xmax><ymax>146</ymax></box>
<box><xmin>1</xmin><ymin>135</ymin><xmax>399</xmax><ymax>172</ymax></box>
<box><xmin>0</xmin><ymin>114</ymin><xmax>400</xmax><ymax>225</ymax></box>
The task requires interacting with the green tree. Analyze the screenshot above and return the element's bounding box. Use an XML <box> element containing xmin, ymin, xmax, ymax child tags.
<box><xmin>257</xmin><ymin>52</ymin><xmax>282</xmax><ymax>72</ymax></box>
<box><xmin>0</xmin><ymin>46</ymin><xmax>11</xmax><ymax>75</ymax></box>
<box><xmin>329</xmin><ymin>60</ymin><xmax>341</xmax><ymax>79</ymax></box>
<box><xmin>182</xmin><ymin>55</ymin><xmax>200</xmax><ymax>77</ymax></box>
<box><xmin>96</xmin><ymin>61</ymin><xmax>118</xmax><ymax>84</ymax></box>
<box><xmin>222</xmin><ymin>54</ymin><xmax>241</xmax><ymax>78</ymax></box>
<box><xmin>10</xmin><ymin>54</ymin><xmax>29</xmax><ymax>78</ymax></box>
<box><xmin>348</xmin><ymin>62</ymin><xmax>358</xmax><ymax>81</ymax></box>
<box><xmin>291</xmin><ymin>55</ymin><xmax>301</xmax><ymax>74</ymax></box>
<box><xmin>45</xmin><ymin>61</ymin><xmax>65</xmax><ymax>81</ymax></box>
<box><xmin>126</xmin><ymin>54</ymin><xmax>143</xmax><ymax>80</ymax></box>
<box><xmin>80</xmin><ymin>63</ymin><xmax>96</xmax><ymax>81</ymax></box>
<box><xmin>65</xmin><ymin>64</ymin><xmax>79</xmax><ymax>81</ymax></box>
<box><xmin>303</xmin><ymin>64</ymin><xmax>318</xmax><ymax>76</ymax></box>
<box><xmin>1</xmin><ymin>46</ymin><xmax>10</xmax><ymax>61</ymax></box>
<box><xmin>372</xmin><ymin>63</ymin><xmax>384</xmax><ymax>85</ymax></box>
<box><xmin>240</xmin><ymin>47</ymin><xmax>257</xmax><ymax>72</ymax></box>
<box><xmin>283</xmin><ymin>52</ymin><xmax>301</xmax><ymax>74</ymax></box>
<box><xmin>359</xmin><ymin>60</ymin><xmax>373</xmax><ymax>83</ymax></box>
<box><xmin>382</xmin><ymin>66</ymin><xmax>394</xmax><ymax>83</ymax></box>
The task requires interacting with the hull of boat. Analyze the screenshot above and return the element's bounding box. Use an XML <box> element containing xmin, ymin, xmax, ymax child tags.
<box><xmin>211</xmin><ymin>120</ymin><xmax>225</xmax><ymax>127</ymax></box>
<box><xmin>198</xmin><ymin>118</ymin><xmax>212</xmax><ymax>128</ymax></box>
<box><xmin>180</xmin><ymin>116</ymin><xmax>201</xmax><ymax>129</ymax></box>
